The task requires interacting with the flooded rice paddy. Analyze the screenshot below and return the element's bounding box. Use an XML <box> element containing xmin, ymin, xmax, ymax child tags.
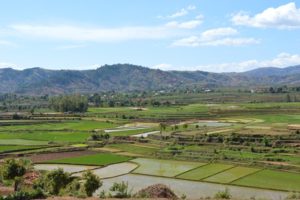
<box><xmin>34</xmin><ymin>164</ymin><xmax>97</xmax><ymax>173</ymax></box>
<box><xmin>73</xmin><ymin>162</ymin><xmax>137</xmax><ymax>178</ymax></box>
<box><xmin>99</xmin><ymin>174</ymin><xmax>288</xmax><ymax>200</ymax></box>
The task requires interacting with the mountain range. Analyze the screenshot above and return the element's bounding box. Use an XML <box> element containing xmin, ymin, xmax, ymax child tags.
<box><xmin>0</xmin><ymin>64</ymin><xmax>300</xmax><ymax>95</ymax></box>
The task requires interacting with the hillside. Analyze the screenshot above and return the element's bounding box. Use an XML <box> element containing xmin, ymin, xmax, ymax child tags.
<box><xmin>0</xmin><ymin>64</ymin><xmax>300</xmax><ymax>94</ymax></box>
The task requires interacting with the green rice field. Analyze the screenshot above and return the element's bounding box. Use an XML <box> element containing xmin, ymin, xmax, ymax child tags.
<box><xmin>177</xmin><ymin>163</ymin><xmax>233</xmax><ymax>180</ymax></box>
<box><xmin>46</xmin><ymin>153</ymin><xmax>131</xmax><ymax>166</ymax></box>
<box><xmin>204</xmin><ymin>166</ymin><xmax>261</xmax><ymax>183</ymax></box>
<box><xmin>233</xmin><ymin>169</ymin><xmax>300</xmax><ymax>192</ymax></box>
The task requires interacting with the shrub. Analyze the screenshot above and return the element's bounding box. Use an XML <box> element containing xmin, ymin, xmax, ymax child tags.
<box><xmin>83</xmin><ymin>171</ymin><xmax>102</xmax><ymax>197</ymax></box>
<box><xmin>214</xmin><ymin>188</ymin><xmax>231</xmax><ymax>199</ymax></box>
<box><xmin>109</xmin><ymin>181</ymin><xmax>131</xmax><ymax>198</ymax></box>
<box><xmin>43</xmin><ymin>168</ymin><xmax>72</xmax><ymax>195</ymax></box>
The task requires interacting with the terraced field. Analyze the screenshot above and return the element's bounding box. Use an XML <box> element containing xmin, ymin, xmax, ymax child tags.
<box><xmin>46</xmin><ymin>153</ymin><xmax>132</xmax><ymax>166</ymax></box>
<box><xmin>177</xmin><ymin>163</ymin><xmax>233</xmax><ymax>180</ymax></box>
<box><xmin>204</xmin><ymin>166</ymin><xmax>261</xmax><ymax>183</ymax></box>
<box><xmin>133</xmin><ymin>158</ymin><xmax>204</xmax><ymax>177</ymax></box>
<box><xmin>233</xmin><ymin>169</ymin><xmax>300</xmax><ymax>191</ymax></box>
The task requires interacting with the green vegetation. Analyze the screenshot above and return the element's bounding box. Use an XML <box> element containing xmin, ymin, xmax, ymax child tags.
<box><xmin>0</xmin><ymin>145</ymin><xmax>43</xmax><ymax>153</ymax></box>
<box><xmin>177</xmin><ymin>163</ymin><xmax>233</xmax><ymax>180</ymax></box>
<box><xmin>46</xmin><ymin>153</ymin><xmax>131</xmax><ymax>166</ymax></box>
<box><xmin>49</xmin><ymin>94</ymin><xmax>88</xmax><ymax>113</ymax></box>
<box><xmin>0</xmin><ymin>131</ymin><xmax>91</xmax><ymax>143</ymax></box>
<box><xmin>106</xmin><ymin>143</ymin><xmax>159</xmax><ymax>156</ymax></box>
<box><xmin>204</xmin><ymin>167</ymin><xmax>261</xmax><ymax>183</ymax></box>
<box><xmin>2</xmin><ymin>91</ymin><xmax>300</xmax><ymax>197</ymax></box>
<box><xmin>233</xmin><ymin>169</ymin><xmax>300</xmax><ymax>192</ymax></box>
<box><xmin>83</xmin><ymin>170</ymin><xmax>102</xmax><ymax>197</ymax></box>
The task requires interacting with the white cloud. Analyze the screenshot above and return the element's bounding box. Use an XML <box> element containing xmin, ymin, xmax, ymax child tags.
<box><xmin>187</xmin><ymin>5</ymin><xmax>196</xmax><ymax>11</ymax></box>
<box><xmin>168</xmin><ymin>8</ymin><xmax>189</xmax><ymax>18</ymax></box>
<box><xmin>201</xmin><ymin>38</ymin><xmax>259</xmax><ymax>46</ymax></box>
<box><xmin>172</xmin><ymin>27</ymin><xmax>259</xmax><ymax>47</ymax></box>
<box><xmin>10</xmin><ymin>24</ymin><xmax>179</xmax><ymax>42</ymax></box>
<box><xmin>165</xmin><ymin>20</ymin><xmax>202</xmax><ymax>29</ymax></box>
<box><xmin>151</xmin><ymin>53</ymin><xmax>300</xmax><ymax>72</ymax></box>
<box><xmin>232</xmin><ymin>2</ymin><xmax>300</xmax><ymax>29</ymax></box>
<box><xmin>152</xmin><ymin>63</ymin><xmax>173</xmax><ymax>70</ymax></box>
<box><xmin>0</xmin><ymin>40</ymin><xmax>15</xmax><ymax>46</ymax></box>
<box><xmin>195</xmin><ymin>14</ymin><xmax>204</xmax><ymax>20</ymax></box>
<box><xmin>165</xmin><ymin>5</ymin><xmax>196</xmax><ymax>19</ymax></box>
<box><xmin>201</xmin><ymin>27</ymin><xmax>238</xmax><ymax>40</ymax></box>
<box><xmin>57</xmin><ymin>44</ymin><xmax>86</xmax><ymax>50</ymax></box>
<box><xmin>196</xmin><ymin>52</ymin><xmax>300</xmax><ymax>72</ymax></box>
<box><xmin>0</xmin><ymin>62</ymin><xmax>17</xmax><ymax>69</ymax></box>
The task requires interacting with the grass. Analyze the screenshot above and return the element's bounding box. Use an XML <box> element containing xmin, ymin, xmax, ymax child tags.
<box><xmin>133</xmin><ymin>158</ymin><xmax>204</xmax><ymax>177</ymax></box>
<box><xmin>0</xmin><ymin>131</ymin><xmax>91</xmax><ymax>143</ymax></box>
<box><xmin>46</xmin><ymin>153</ymin><xmax>131</xmax><ymax>166</ymax></box>
<box><xmin>177</xmin><ymin>163</ymin><xmax>233</xmax><ymax>180</ymax></box>
<box><xmin>0</xmin><ymin>120</ymin><xmax>117</xmax><ymax>131</ymax></box>
<box><xmin>0</xmin><ymin>145</ymin><xmax>43</xmax><ymax>153</ymax></box>
<box><xmin>0</xmin><ymin>139</ymin><xmax>49</xmax><ymax>145</ymax></box>
<box><xmin>233</xmin><ymin>169</ymin><xmax>300</xmax><ymax>192</ymax></box>
<box><xmin>204</xmin><ymin>166</ymin><xmax>261</xmax><ymax>183</ymax></box>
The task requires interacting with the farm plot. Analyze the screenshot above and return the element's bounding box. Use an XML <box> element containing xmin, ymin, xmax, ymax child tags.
<box><xmin>0</xmin><ymin>139</ymin><xmax>49</xmax><ymax>145</ymax></box>
<box><xmin>106</xmin><ymin>143</ymin><xmax>159</xmax><ymax>156</ymax></box>
<box><xmin>233</xmin><ymin>169</ymin><xmax>300</xmax><ymax>192</ymax></box>
<box><xmin>133</xmin><ymin>158</ymin><xmax>204</xmax><ymax>177</ymax></box>
<box><xmin>0</xmin><ymin>145</ymin><xmax>44</xmax><ymax>153</ymax></box>
<box><xmin>34</xmin><ymin>164</ymin><xmax>97</xmax><ymax>173</ymax></box>
<box><xmin>194</xmin><ymin>121</ymin><xmax>232</xmax><ymax>127</ymax></box>
<box><xmin>0</xmin><ymin>120</ymin><xmax>117</xmax><ymax>132</ymax></box>
<box><xmin>0</xmin><ymin>131</ymin><xmax>91</xmax><ymax>143</ymax></box>
<box><xmin>28</xmin><ymin>150</ymin><xmax>96</xmax><ymax>163</ymax></box>
<box><xmin>100</xmin><ymin>174</ymin><xmax>288</xmax><ymax>200</ymax></box>
<box><xmin>46</xmin><ymin>153</ymin><xmax>131</xmax><ymax>166</ymax></box>
<box><xmin>108</xmin><ymin>128</ymin><xmax>155</xmax><ymax>137</ymax></box>
<box><xmin>204</xmin><ymin>166</ymin><xmax>260</xmax><ymax>183</ymax></box>
<box><xmin>177</xmin><ymin>163</ymin><xmax>233</xmax><ymax>180</ymax></box>
<box><xmin>74</xmin><ymin>162</ymin><xmax>138</xmax><ymax>178</ymax></box>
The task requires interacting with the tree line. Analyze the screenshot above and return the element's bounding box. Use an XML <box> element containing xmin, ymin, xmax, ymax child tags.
<box><xmin>49</xmin><ymin>95</ymin><xmax>88</xmax><ymax>113</ymax></box>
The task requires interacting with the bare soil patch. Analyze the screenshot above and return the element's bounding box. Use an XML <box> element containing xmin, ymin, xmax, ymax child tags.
<box><xmin>0</xmin><ymin>186</ymin><xmax>14</xmax><ymax>196</ymax></box>
<box><xmin>28</xmin><ymin>150</ymin><xmax>96</xmax><ymax>163</ymax></box>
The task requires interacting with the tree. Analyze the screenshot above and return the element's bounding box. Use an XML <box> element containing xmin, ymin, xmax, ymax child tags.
<box><xmin>1</xmin><ymin>159</ymin><xmax>29</xmax><ymax>191</ymax></box>
<box><xmin>159</xmin><ymin>123</ymin><xmax>167</xmax><ymax>150</ymax></box>
<box><xmin>44</xmin><ymin>168</ymin><xmax>71</xmax><ymax>195</ymax></box>
<box><xmin>286</xmin><ymin>94</ymin><xmax>291</xmax><ymax>102</ymax></box>
<box><xmin>83</xmin><ymin>171</ymin><xmax>102</xmax><ymax>197</ymax></box>
<box><xmin>49</xmin><ymin>95</ymin><xmax>88</xmax><ymax>113</ymax></box>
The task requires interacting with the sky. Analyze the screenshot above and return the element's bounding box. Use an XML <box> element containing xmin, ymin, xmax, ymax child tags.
<box><xmin>0</xmin><ymin>0</ymin><xmax>300</xmax><ymax>72</ymax></box>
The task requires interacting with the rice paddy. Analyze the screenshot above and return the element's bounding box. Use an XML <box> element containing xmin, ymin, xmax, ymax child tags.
<box><xmin>132</xmin><ymin>158</ymin><xmax>204</xmax><ymax>177</ymax></box>
<box><xmin>46</xmin><ymin>153</ymin><xmax>132</xmax><ymax>166</ymax></box>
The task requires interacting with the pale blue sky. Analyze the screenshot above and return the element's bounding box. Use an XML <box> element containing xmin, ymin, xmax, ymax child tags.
<box><xmin>0</xmin><ymin>0</ymin><xmax>300</xmax><ymax>72</ymax></box>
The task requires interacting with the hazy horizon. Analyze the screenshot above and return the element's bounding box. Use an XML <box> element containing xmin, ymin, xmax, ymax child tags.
<box><xmin>1</xmin><ymin>62</ymin><xmax>300</xmax><ymax>74</ymax></box>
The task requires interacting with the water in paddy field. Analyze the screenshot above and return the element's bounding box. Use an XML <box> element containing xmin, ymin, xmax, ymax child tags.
<box><xmin>194</xmin><ymin>121</ymin><xmax>232</xmax><ymax>127</ymax></box>
<box><xmin>99</xmin><ymin>174</ymin><xmax>288</xmax><ymax>200</ymax></box>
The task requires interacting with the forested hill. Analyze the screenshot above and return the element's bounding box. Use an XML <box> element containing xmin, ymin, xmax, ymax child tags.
<box><xmin>0</xmin><ymin>64</ymin><xmax>300</xmax><ymax>94</ymax></box>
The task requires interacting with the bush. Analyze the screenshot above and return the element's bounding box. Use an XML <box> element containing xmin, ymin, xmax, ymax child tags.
<box><xmin>83</xmin><ymin>171</ymin><xmax>102</xmax><ymax>197</ymax></box>
<box><xmin>109</xmin><ymin>181</ymin><xmax>131</xmax><ymax>198</ymax></box>
<box><xmin>43</xmin><ymin>168</ymin><xmax>72</xmax><ymax>195</ymax></box>
<box><xmin>214</xmin><ymin>188</ymin><xmax>231</xmax><ymax>199</ymax></box>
